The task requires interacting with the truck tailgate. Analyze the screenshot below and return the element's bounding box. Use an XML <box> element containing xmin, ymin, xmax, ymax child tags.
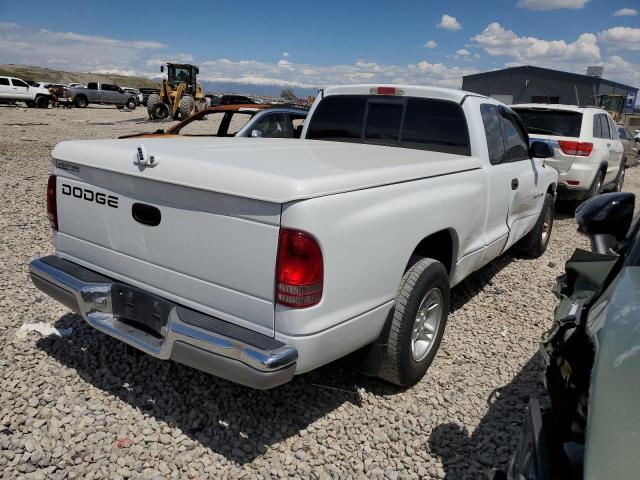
<box><xmin>52</xmin><ymin>164</ymin><xmax>280</xmax><ymax>335</ymax></box>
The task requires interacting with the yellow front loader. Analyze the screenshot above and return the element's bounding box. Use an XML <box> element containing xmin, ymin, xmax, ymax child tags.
<box><xmin>147</xmin><ymin>63</ymin><xmax>207</xmax><ymax>120</ymax></box>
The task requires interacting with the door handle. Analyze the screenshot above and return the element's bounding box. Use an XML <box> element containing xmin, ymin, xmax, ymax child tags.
<box><xmin>511</xmin><ymin>178</ymin><xmax>519</xmax><ymax>190</ymax></box>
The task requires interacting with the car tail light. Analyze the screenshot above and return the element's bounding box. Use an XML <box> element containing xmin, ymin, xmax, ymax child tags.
<box><xmin>47</xmin><ymin>174</ymin><xmax>58</xmax><ymax>230</ymax></box>
<box><xmin>558</xmin><ymin>140</ymin><xmax>593</xmax><ymax>156</ymax></box>
<box><xmin>567</xmin><ymin>180</ymin><xmax>580</xmax><ymax>186</ymax></box>
<box><xmin>276</xmin><ymin>229</ymin><xmax>323</xmax><ymax>308</ymax></box>
<box><xmin>370</xmin><ymin>86</ymin><xmax>404</xmax><ymax>96</ymax></box>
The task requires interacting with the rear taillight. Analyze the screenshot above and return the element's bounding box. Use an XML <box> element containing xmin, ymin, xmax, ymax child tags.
<box><xmin>47</xmin><ymin>174</ymin><xmax>58</xmax><ymax>230</ymax></box>
<box><xmin>558</xmin><ymin>140</ymin><xmax>593</xmax><ymax>157</ymax></box>
<box><xmin>276</xmin><ymin>229</ymin><xmax>323</xmax><ymax>308</ymax></box>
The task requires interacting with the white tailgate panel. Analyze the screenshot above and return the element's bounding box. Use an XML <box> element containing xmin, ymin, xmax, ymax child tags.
<box><xmin>54</xmin><ymin>177</ymin><xmax>279</xmax><ymax>332</ymax></box>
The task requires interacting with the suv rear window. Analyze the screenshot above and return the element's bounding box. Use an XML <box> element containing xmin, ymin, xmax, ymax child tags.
<box><xmin>307</xmin><ymin>95</ymin><xmax>470</xmax><ymax>155</ymax></box>
<box><xmin>513</xmin><ymin>109</ymin><xmax>582</xmax><ymax>138</ymax></box>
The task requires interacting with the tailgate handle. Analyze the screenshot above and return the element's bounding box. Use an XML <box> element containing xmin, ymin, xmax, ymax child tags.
<box><xmin>132</xmin><ymin>203</ymin><xmax>161</xmax><ymax>226</ymax></box>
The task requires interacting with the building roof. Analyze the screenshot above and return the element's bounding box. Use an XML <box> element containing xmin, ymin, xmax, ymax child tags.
<box><xmin>463</xmin><ymin>65</ymin><xmax>636</xmax><ymax>92</ymax></box>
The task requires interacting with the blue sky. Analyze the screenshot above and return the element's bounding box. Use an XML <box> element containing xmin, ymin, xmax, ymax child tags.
<box><xmin>1</xmin><ymin>0</ymin><xmax>639</xmax><ymax>90</ymax></box>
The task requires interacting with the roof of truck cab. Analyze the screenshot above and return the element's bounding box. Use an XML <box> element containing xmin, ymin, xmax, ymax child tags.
<box><xmin>511</xmin><ymin>103</ymin><xmax>606</xmax><ymax>114</ymax></box>
<box><xmin>322</xmin><ymin>84</ymin><xmax>485</xmax><ymax>103</ymax></box>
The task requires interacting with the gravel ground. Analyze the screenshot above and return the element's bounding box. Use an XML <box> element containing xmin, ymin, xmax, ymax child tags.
<box><xmin>1</xmin><ymin>104</ymin><xmax>639</xmax><ymax>480</ymax></box>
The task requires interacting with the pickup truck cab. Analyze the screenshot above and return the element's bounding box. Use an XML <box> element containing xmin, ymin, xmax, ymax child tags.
<box><xmin>0</xmin><ymin>76</ymin><xmax>51</xmax><ymax>108</ymax></box>
<box><xmin>30</xmin><ymin>85</ymin><xmax>558</xmax><ymax>389</ymax></box>
<box><xmin>68</xmin><ymin>82</ymin><xmax>137</xmax><ymax>109</ymax></box>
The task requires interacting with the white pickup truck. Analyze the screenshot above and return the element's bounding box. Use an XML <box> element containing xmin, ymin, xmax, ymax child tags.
<box><xmin>30</xmin><ymin>85</ymin><xmax>558</xmax><ymax>389</ymax></box>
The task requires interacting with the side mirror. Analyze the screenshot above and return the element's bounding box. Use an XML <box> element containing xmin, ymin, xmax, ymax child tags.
<box><xmin>250</xmin><ymin>129</ymin><xmax>263</xmax><ymax>138</ymax></box>
<box><xmin>575</xmin><ymin>192</ymin><xmax>635</xmax><ymax>253</ymax></box>
<box><xmin>160</xmin><ymin>65</ymin><xmax>164</xmax><ymax>73</ymax></box>
<box><xmin>530</xmin><ymin>140</ymin><xmax>554</xmax><ymax>159</ymax></box>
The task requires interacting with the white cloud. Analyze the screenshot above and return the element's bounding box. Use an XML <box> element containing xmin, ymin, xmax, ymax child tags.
<box><xmin>612</xmin><ymin>7</ymin><xmax>637</xmax><ymax>16</ymax></box>
<box><xmin>517</xmin><ymin>0</ymin><xmax>588</xmax><ymax>11</ymax></box>
<box><xmin>277</xmin><ymin>59</ymin><xmax>294</xmax><ymax>70</ymax></box>
<box><xmin>282</xmin><ymin>51</ymin><xmax>290</xmax><ymax>57</ymax></box>
<box><xmin>473</xmin><ymin>22</ymin><xmax>600</xmax><ymax>63</ymax></box>
<box><xmin>456</xmin><ymin>48</ymin><xmax>471</xmax><ymax>56</ymax></box>
<box><xmin>0</xmin><ymin>24</ymin><xmax>167</xmax><ymax>72</ymax></box>
<box><xmin>600</xmin><ymin>55</ymin><xmax>640</xmax><ymax>87</ymax></box>
<box><xmin>423</xmin><ymin>40</ymin><xmax>437</xmax><ymax>49</ymax></box>
<box><xmin>437</xmin><ymin>14</ymin><xmax>462</xmax><ymax>31</ymax></box>
<box><xmin>599</xmin><ymin>26</ymin><xmax>640</xmax><ymax>51</ymax></box>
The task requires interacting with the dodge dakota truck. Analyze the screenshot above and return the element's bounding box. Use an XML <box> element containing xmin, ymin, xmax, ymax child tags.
<box><xmin>30</xmin><ymin>85</ymin><xmax>558</xmax><ymax>389</ymax></box>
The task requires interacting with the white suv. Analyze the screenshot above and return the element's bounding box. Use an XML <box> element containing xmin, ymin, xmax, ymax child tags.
<box><xmin>0</xmin><ymin>76</ymin><xmax>51</xmax><ymax>108</ymax></box>
<box><xmin>512</xmin><ymin>104</ymin><xmax>625</xmax><ymax>201</ymax></box>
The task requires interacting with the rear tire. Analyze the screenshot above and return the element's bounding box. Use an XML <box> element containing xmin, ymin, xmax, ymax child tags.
<box><xmin>378</xmin><ymin>258</ymin><xmax>450</xmax><ymax>387</ymax></box>
<box><xmin>614</xmin><ymin>163</ymin><xmax>625</xmax><ymax>192</ymax></box>
<box><xmin>151</xmin><ymin>102</ymin><xmax>170</xmax><ymax>120</ymax></box>
<box><xmin>516</xmin><ymin>193</ymin><xmax>554</xmax><ymax>258</ymax></box>
<box><xmin>179</xmin><ymin>95</ymin><xmax>194</xmax><ymax>120</ymax></box>
<box><xmin>146</xmin><ymin>93</ymin><xmax>161</xmax><ymax>119</ymax></box>
<box><xmin>585</xmin><ymin>170</ymin><xmax>604</xmax><ymax>200</ymax></box>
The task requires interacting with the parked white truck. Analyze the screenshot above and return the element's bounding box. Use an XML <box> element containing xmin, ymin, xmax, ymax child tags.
<box><xmin>30</xmin><ymin>85</ymin><xmax>558</xmax><ymax>389</ymax></box>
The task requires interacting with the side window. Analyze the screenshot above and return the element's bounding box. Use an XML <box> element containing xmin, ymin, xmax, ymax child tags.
<box><xmin>87</xmin><ymin>83</ymin><xmax>98</xmax><ymax>90</ymax></box>
<box><xmin>0</xmin><ymin>78</ymin><xmax>9</xmax><ymax>86</ymax></box>
<box><xmin>593</xmin><ymin>114</ymin><xmax>603</xmax><ymax>138</ymax></box>
<box><xmin>480</xmin><ymin>104</ymin><xmax>506</xmax><ymax>165</ymax></box>
<box><xmin>600</xmin><ymin>115</ymin><xmax>611</xmax><ymax>139</ymax></box>
<box><xmin>617</xmin><ymin>127</ymin><xmax>627</xmax><ymax>140</ymax></box>
<box><xmin>251</xmin><ymin>113</ymin><xmax>292</xmax><ymax>138</ymax></box>
<box><xmin>11</xmin><ymin>79</ymin><xmax>28</xmax><ymax>88</ymax></box>
<box><xmin>499</xmin><ymin>112</ymin><xmax>530</xmax><ymax>162</ymax></box>
<box><xmin>608</xmin><ymin>117</ymin><xmax>618</xmax><ymax>140</ymax></box>
<box><xmin>290</xmin><ymin>114</ymin><xmax>306</xmax><ymax>139</ymax></box>
<box><xmin>102</xmin><ymin>84</ymin><xmax>117</xmax><ymax>92</ymax></box>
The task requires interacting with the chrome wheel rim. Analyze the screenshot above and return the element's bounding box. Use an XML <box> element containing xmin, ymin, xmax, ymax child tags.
<box><xmin>411</xmin><ymin>288</ymin><xmax>443</xmax><ymax>362</ymax></box>
<box><xmin>541</xmin><ymin>209</ymin><xmax>552</xmax><ymax>246</ymax></box>
<box><xmin>618</xmin><ymin>169</ymin><xmax>625</xmax><ymax>191</ymax></box>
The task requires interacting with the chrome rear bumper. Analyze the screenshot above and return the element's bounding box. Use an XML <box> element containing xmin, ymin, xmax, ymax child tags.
<box><xmin>29</xmin><ymin>256</ymin><xmax>297</xmax><ymax>389</ymax></box>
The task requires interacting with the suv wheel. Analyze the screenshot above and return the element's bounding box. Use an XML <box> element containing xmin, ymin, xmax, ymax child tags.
<box><xmin>586</xmin><ymin>170</ymin><xmax>604</xmax><ymax>200</ymax></box>
<box><xmin>378</xmin><ymin>258</ymin><xmax>450</xmax><ymax>387</ymax></box>
<box><xmin>614</xmin><ymin>164</ymin><xmax>625</xmax><ymax>192</ymax></box>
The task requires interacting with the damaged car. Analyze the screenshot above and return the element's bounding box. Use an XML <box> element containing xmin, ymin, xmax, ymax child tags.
<box><xmin>501</xmin><ymin>191</ymin><xmax>640</xmax><ymax>480</ymax></box>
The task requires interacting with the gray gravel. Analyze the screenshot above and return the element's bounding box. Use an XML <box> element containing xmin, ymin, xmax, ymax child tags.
<box><xmin>1</xmin><ymin>104</ymin><xmax>639</xmax><ymax>479</ymax></box>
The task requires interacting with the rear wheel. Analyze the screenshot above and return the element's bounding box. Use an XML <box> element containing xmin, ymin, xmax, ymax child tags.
<box><xmin>585</xmin><ymin>170</ymin><xmax>604</xmax><ymax>200</ymax></box>
<box><xmin>614</xmin><ymin>164</ymin><xmax>625</xmax><ymax>192</ymax></box>
<box><xmin>516</xmin><ymin>193</ymin><xmax>554</xmax><ymax>258</ymax></box>
<box><xmin>146</xmin><ymin>93</ymin><xmax>161</xmax><ymax>119</ymax></box>
<box><xmin>378</xmin><ymin>258</ymin><xmax>450</xmax><ymax>387</ymax></box>
<box><xmin>125</xmin><ymin>98</ymin><xmax>137</xmax><ymax>110</ymax></box>
<box><xmin>178</xmin><ymin>95</ymin><xmax>194</xmax><ymax>120</ymax></box>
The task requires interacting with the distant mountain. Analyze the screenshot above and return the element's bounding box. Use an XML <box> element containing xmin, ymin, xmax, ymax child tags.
<box><xmin>0</xmin><ymin>64</ymin><xmax>159</xmax><ymax>89</ymax></box>
<box><xmin>198</xmin><ymin>80</ymin><xmax>318</xmax><ymax>98</ymax></box>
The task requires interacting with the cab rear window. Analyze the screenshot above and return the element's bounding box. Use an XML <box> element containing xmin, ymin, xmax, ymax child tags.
<box><xmin>513</xmin><ymin>109</ymin><xmax>582</xmax><ymax>138</ymax></box>
<box><xmin>307</xmin><ymin>95</ymin><xmax>471</xmax><ymax>156</ymax></box>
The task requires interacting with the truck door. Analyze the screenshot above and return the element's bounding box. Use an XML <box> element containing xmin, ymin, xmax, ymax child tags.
<box><xmin>0</xmin><ymin>77</ymin><xmax>12</xmax><ymax>99</ymax></box>
<box><xmin>498</xmin><ymin>107</ymin><xmax>543</xmax><ymax>250</ymax></box>
<box><xmin>10</xmin><ymin>78</ymin><xmax>29</xmax><ymax>99</ymax></box>
<box><xmin>480</xmin><ymin>104</ymin><xmax>541</xmax><ymax>256</ymax></box>
<box><xmin>605</xmin><ymin>115</ymin><xmax>624</xmax><ymax>182</ymax></box>
<box><xmin>100</xmin><ymin>84</ymin><xmax>119</xmax><ymax>104</ymax></box>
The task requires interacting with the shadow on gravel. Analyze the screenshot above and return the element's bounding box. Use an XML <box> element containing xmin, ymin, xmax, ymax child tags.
<box><xmin>36</xmin><ymin>314</ymin><xmax>398</xmax><ymax>465</ymax></box>
<box><xmin>428</xmin><ymin>354</ymin><xmax>547</xmax><ymax>479</ymax></box>
<box><xmin>450</xmin><ymin>254</ymin><xmax>514</xmax><ymax>313</ymax></box>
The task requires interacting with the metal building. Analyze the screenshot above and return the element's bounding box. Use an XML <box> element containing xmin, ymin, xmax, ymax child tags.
<box><xmin>462</xmin><ymin>65</ymin><xmax>638</xmax><ymax>113</ymax></box>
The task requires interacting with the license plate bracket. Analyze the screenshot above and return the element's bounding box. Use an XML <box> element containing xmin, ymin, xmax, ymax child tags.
<box><xmin>111</xmin><ymin>284</ymin><xmax>172</xmax><ymax>337</ymax></box>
